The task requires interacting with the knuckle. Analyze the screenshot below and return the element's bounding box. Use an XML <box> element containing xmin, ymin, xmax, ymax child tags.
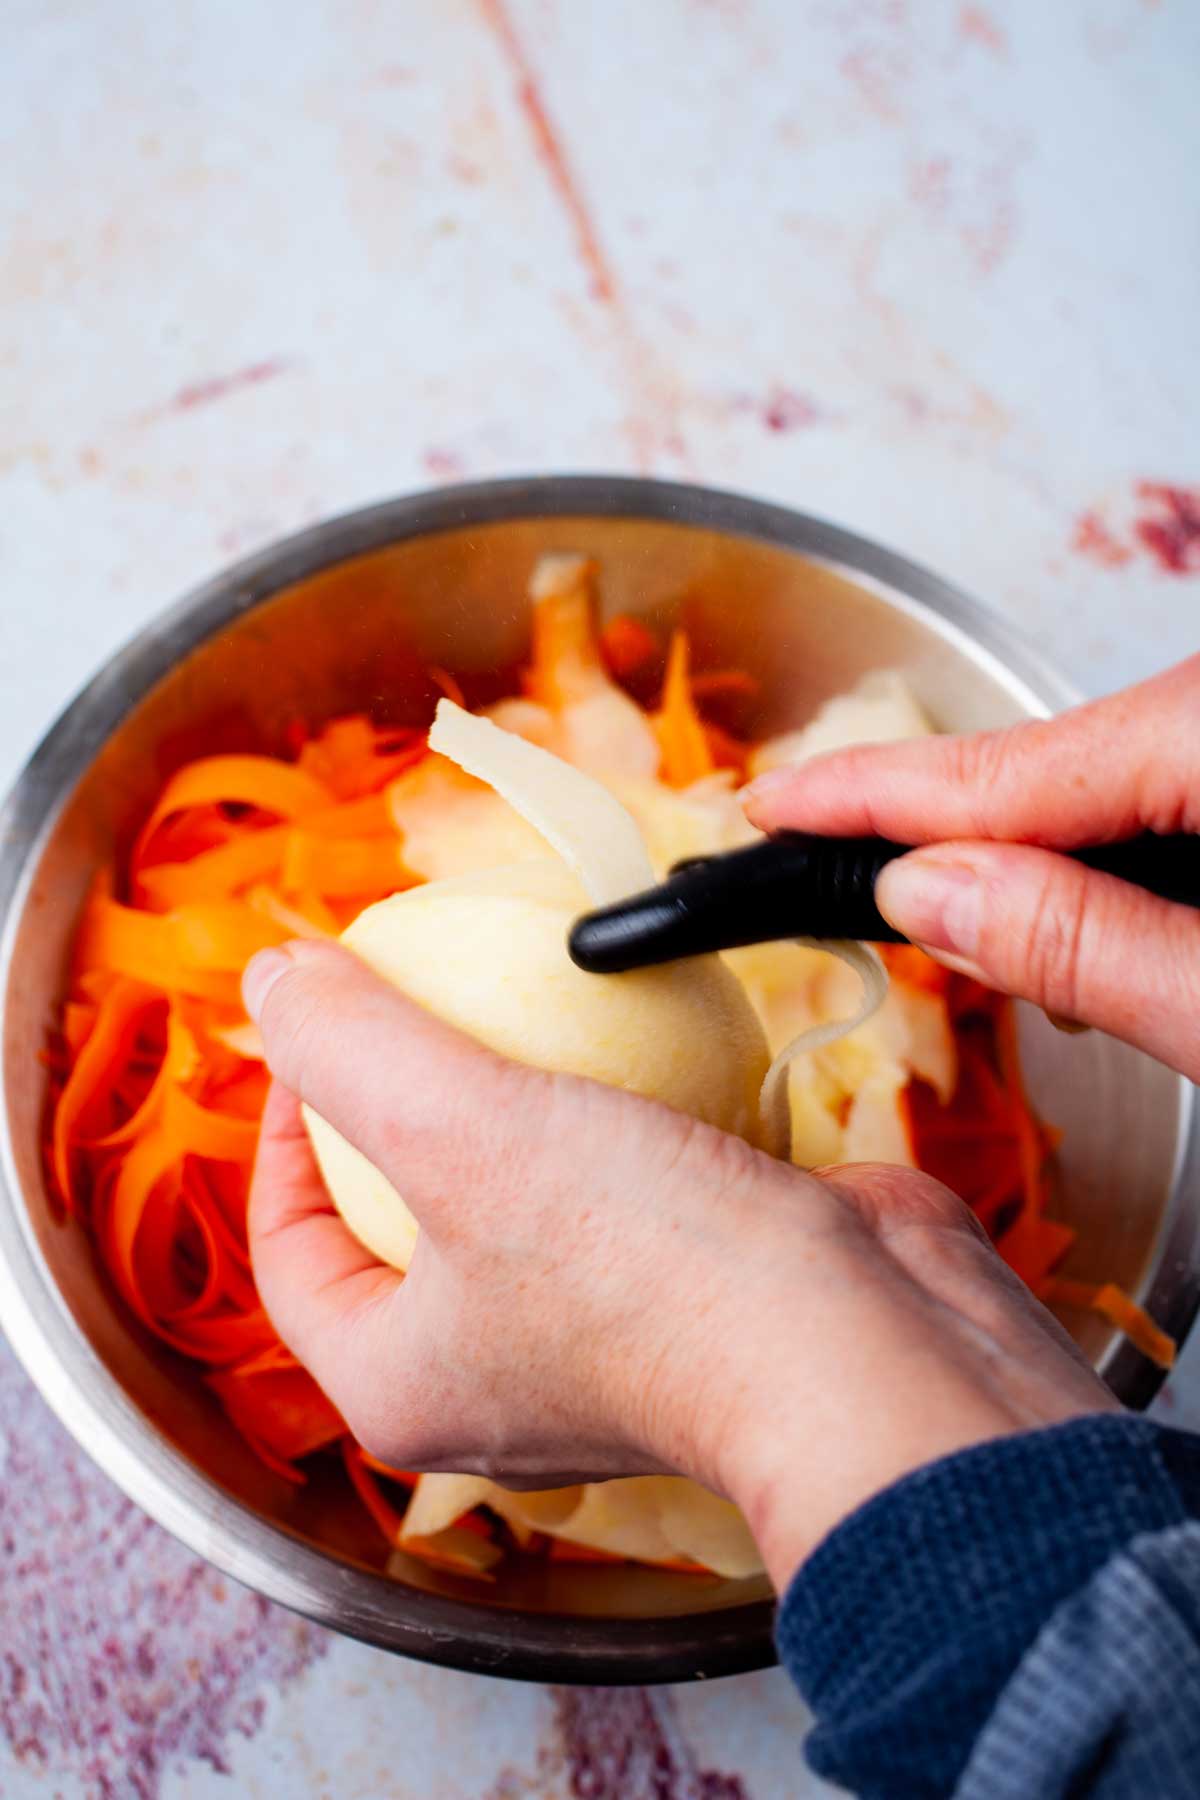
<box><xmin>345</xmin><ymin>1380</ymin><xmax>426</xmax><ymax>1469</ymax></box>
<box><xmin>351</xmin><ymin>1414</ymin><xmax>414</xmax><ymax>1470</ymax></box>
<box><xmin>258</xmin><ymin>967</ymin><xmax>315</xmax><ymax>1079</ymax></box>
<box><xmin>256</xmin><ymin>946</ymin><xmax>361</xmax><ymax>1082</ymax></box>
<box><xmin>653</xmin><ymin>1106</ymin><xmax>758</xmax><ymax>1199</ymax></box>
<box><xmin>1014</xmin><ymin>865</ymin><xmax>1090</xmax><ymax>1017</ymax></box>
<box><xmin>821</xmin><ymin>1161</ymin><xmax>978</xmax><ymax>1234</ymax></box>
<box><xmin>344</xmin><ymin>1408</ymin><xmax>386</xmax><ymax>1463</ymax></box>
<box><xmin>947</xmin><ymin>729</ymin><xmax>1000</xmax><ymax>790</ymax></box>
<box><xmin>945</xmin><ymin>729</ymin><xmax>1014</xmax><ymax>819</ymax></box>
<box><xmin>944</xmin><ymin>720</ymin><xmax>1060</xmax><ymax>834</ymax></box>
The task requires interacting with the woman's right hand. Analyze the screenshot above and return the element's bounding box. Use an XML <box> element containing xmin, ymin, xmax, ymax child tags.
<box><xmin>743</xmin><ymin>654</ymin><xmax>1200</xmax><ymax>1083</ymax></box>
<box><xmin>244</xmin><ymin>942</ymin><xmax>1114</xmax><ymax>1595</ymax></box>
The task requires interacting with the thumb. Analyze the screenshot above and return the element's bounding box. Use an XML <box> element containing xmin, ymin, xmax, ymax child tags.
<box><xmin>876</xmin><ymin>843</ymin><xmax>1200</xmax><ymax>1079</ymax></box>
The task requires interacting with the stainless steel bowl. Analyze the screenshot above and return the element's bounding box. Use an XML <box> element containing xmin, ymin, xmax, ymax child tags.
<box><xmin>1</xmin><ymin>477</ymin><xmax>1196</xmax><ymax>1683</ymax></box>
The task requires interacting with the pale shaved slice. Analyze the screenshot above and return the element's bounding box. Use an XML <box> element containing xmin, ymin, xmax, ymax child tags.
<box><xmin>401</xmin><ymin>1473</ymin><xmax>498</xmax><ymax>1542</ymax></box>
<box><xmin>386</xmin><ymin>755</ymin><xmax>547</xmax><ymax>882</ymax></box>
<box><xmin>481</xmin><ymin>697</ymin><xmax>558</xmax><ymax>747</ymax></box>
<box><xmin>759</xmin><ymin>941</ymin><xmax>888</xmax><ymax>1159</ymax></box>
<box><xmin>842</xmin><ymin>1064</ymin><xmax>915</xmax><ymax>1165</ymax></box>
<box><xmin>654</xmin><ymin>1478</ymin><xmax>764</xmax><ymax>1578</ymax></box>
<box><xmin>207</xmin><ymin>1018</ymin><xmax>265</xmax><ymax>1061</ymax></box>
<box><xmin>748</xmin><ymin>671</ymin><xmax>932</xmax><ymax>778</ymax></box>
<box><xmin>398</xmin><ymin>1472</ymin><xmax>764</xmax><ymax>1579</ymax></box>
<box><xmin>523</xmin><ymin>555</ymin><xmax>660</xmax><ymax>778</ymax></box>
<box><xmin>405</xmin><ymin>1476</ymin><xmax>584</xmax><ymax>1550</ymax></box>
<box><xmin>429</xmin><ymin>699</ymin><xmax>654</xmax><ymax>905</ymax></box>
<box><xmin>530</xmin><ymin>551</ymin><xmax>595</xmax><ymax>608</ymax></box>
<box><xmin>555</xmin><ymin>689</ymin><xmax>661</xmax><ymax>780</ymax></box>
<box><xmin>245</xmin><ymin>885</ymin><xmax>335</xmax><ymax>940</ymax></box>
<box><xmin>542</xmin><ymin>1480</ymin><xmax>680</xmax><ymax>1564</ymax></box>
<box><xmin>731</xmin><ymin>940</ymin><xmax>947</xmax><ymax>1164</ymax></box>
<box><xmin>529</xmin><ymin>1477</ymin><xmax>762</xmax><ymax>1577</ymax></box>
<box><xmin>884</xmin><ymin>983</ymin><xmax>956</xmax><ymax>1104</ymax></box>
<box><xmin>787</xmin><ymin>1070</ymin><xmax>847</xmax><ymax>1168</ymax></box>
<box><xmin>492</xmin><ymin>1488</ymin><xmax>585</xmax><ymax>1542</ymax></box>
<box><xmin>525</xmin><ymin>554</ymin><xmax>606</xmax><ymax>708</ymax></box>
<box><xmin>612</xmin><ymin>773</ymin><xmax>758</xmax><ymax>878</ymax></box>
<box><xmin>393</xmin><ymin>1524</ymin><xmax>502</xmax><ymax>1578</ymax></box>
<box><xmin>485</xmin><ymin>692</ymin><xmax>658</xmax><ymax>779</ymax></box>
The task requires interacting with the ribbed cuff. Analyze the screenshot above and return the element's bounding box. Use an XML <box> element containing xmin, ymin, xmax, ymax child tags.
<box><xmin>777</xmin><ymin>1415</ymin><xmax>1200</xmax><ymax>1799</ymax></box>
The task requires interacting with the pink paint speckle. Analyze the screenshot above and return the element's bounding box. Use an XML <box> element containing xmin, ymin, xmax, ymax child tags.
<box><xmin>763</xmin><ymin>386</ymin><xmax>822</xmax><ymax>432</ymax></box>
<box><xmin>894</xmin><ymin>386</ymin><xmax>932</xmax><ymax>422</ymax></box>
<box><xmin>0</xmin><ymin>1338</ymin><xmax>325</xmax><ymax>1796</ymax></box>
<box><xmin>491</xmin><ymin>1690</ymin><xmax>748</xmax><ymax>1799</ymax></box>
<box><xmin>840</xmin><ymin>45</ymin><xmax>905</xmax><ymax>122</ymax></box>
<box><xmin>1133</xmin><ymin>482</ymin><xmax>1200</xmax><ymax>575</ymax></box>
<box><xmin>910</xmin><ymin>155</ymin><xmax>952</xmax><ymax>214</ymax></box>
<box><xmin>168</xmin><ymin>359</ymin><xmax>292</xmax><ymax>414</ymax></box>
<box><xmin>1072</xmin><ymin>484</ymin><xmax>1200</xmax><ymax>576</ymax></box>
<box><xmin>959</xmin><ymin>5</ymin><xmax>1007</xmax><ymax>54</ymax></box>
<box><xmin>423</xmin><ymin>447</ymin><xmax>466</xmax><ymax>480</ymax></box>
<box><xmin>557</xmin><ymin>1691</ymin><xmax>748</xmax><ymax>1799</ymax></box>
<box><xmin>967</xmin><ymin>196</ymin><xmax>1016</xmax><ymax>275</ymax></box>
<box><xmin>1073</xmin><ymin>510</ymin><xmax>1133</xmax><ymax>569</ymax></box>
<box><xmin>448</xmin><ymin>151</ymin><xmax>486</xmax><ymax>185</ymax></box>
<box><xmin>660</xmin><ymin>299</ymin><xmax>697</xmax><ymax>334</ymax></box>
<box><xmin>908</xmin><ymin>135</ymin><xmax>1025</xmax><ymax>276</ymax></box>
<box><xmin>557</xmin><ymin>1692</ymin><xmax>744</xmax><ymax>1792</ymax></box>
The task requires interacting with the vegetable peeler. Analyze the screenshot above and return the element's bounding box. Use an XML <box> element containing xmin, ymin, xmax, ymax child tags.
<box><xmin>567</xmin><ymin>831</ymin><xmax>1200</xmax><ymax>974</ymax></box>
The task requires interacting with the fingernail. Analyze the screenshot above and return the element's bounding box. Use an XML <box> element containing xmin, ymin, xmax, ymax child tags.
<box><xmin>1046</xmin><ymin>1011</ymin><xmax>1091</xmax><ymax>1036</ymax></box>
<box><xmin>242</xmin><ymin>948</ymin><xmax>292</xmax><ymax>1022</ymax></box>
<box><xmin>876</xmin><ymin>857</ymin><xmax>984</xmax><ymax>959</ymax></box>
<box><xmin>737</xmin><ymin>768</ymin><xmax>793</xmax><ymax>808</ymax></box>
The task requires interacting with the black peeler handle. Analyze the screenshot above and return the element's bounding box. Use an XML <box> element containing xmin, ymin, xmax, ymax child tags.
<box><xmin>567</xmin><ymin>831</ymin><xmax>1200</xmax><ymax>974</ymax></box>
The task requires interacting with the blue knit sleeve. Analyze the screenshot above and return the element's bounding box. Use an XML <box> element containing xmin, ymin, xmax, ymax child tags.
<box><xmin>957</xmin><ymin>1522</ymin><xmax>1200</xmax><ymax>1798</ymax></box>
<box><xmin>775</xmin><ymin>1415</ymin><xmax>1200</xmax><ymax>1798</ymax></box>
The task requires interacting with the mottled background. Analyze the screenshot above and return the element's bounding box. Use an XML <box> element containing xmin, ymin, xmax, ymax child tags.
<box><xmin>2</xmin><ymin>0</ymin><xmax>1198</xmax><ymax>1794</ymax></box>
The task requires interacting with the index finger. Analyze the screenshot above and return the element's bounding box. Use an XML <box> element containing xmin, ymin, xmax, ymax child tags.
<box><xmin>742</xmin><ymin>656</ymin><xmax>1200</xmax><ymax>847</ymax></box>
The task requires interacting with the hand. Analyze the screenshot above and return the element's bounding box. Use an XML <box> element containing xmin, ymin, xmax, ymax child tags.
<box><xmin>744</xmin><ymin>654</ymin><xmax>1200</xmax><ymax>1081</ymax></box>
<box><xmin>244</xmin><ymin>940</ymin><xmax>1115</xmax><ymax>1590</ymax></box>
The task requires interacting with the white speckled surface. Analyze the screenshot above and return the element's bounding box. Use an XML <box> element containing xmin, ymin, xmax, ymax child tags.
<box><xmin>2</xmin><ymin>1</ymin><xmax>1198</xmax><ymax>1794</ymax></box>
